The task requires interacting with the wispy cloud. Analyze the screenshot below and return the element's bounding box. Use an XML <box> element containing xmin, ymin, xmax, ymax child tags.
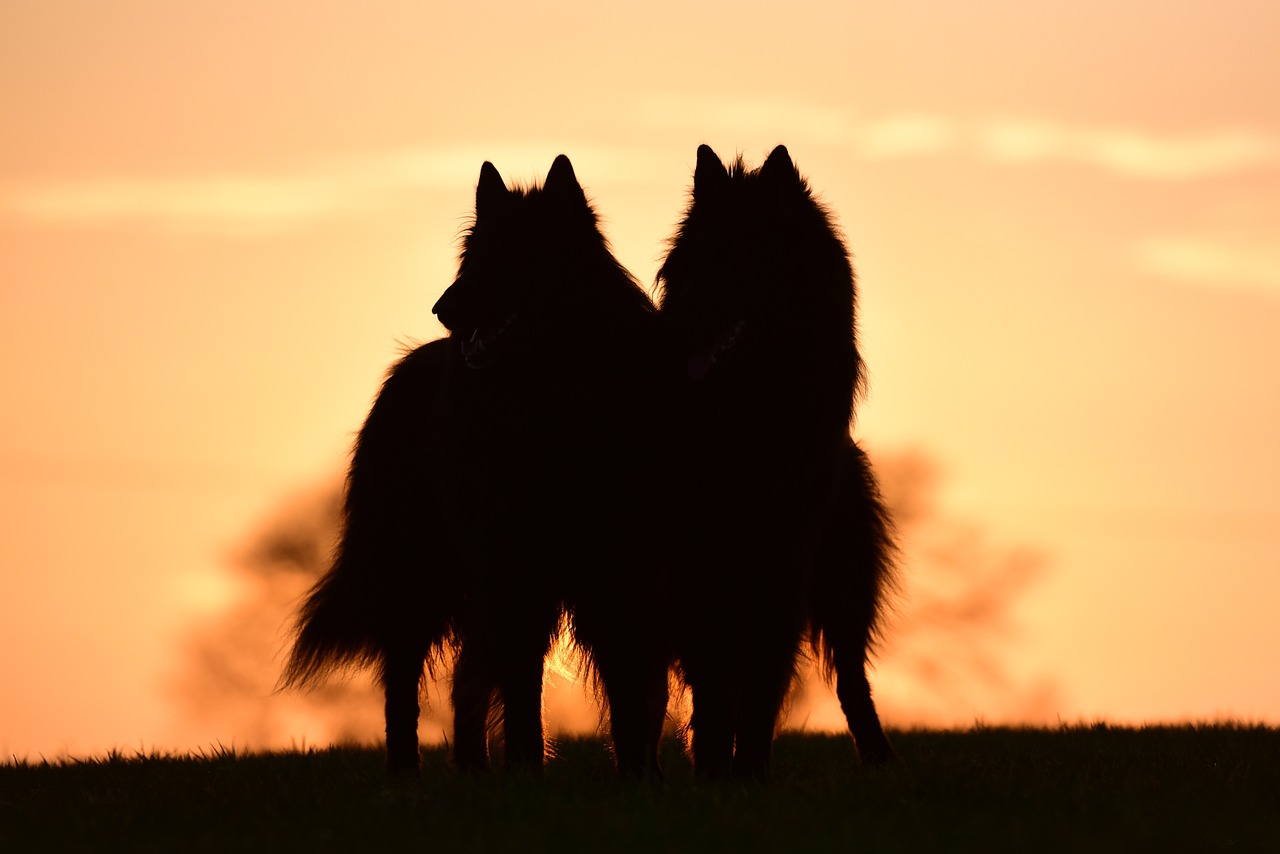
<box><xmin>0</xmin><ymin>145</ymin><xmax>666</xmax><ymax>235</ymax></box>
<box><xmin>1133</xmin><ymin>237</ymin><xmax>1280</xmax><ymax>297</ymax></box>
<box><xmin>635</xmin><ymin>96</ymin><xmax>1280</xmax><ymax>179</ymax></box>
<box><xmin>5</xmin><ymin>111</ymin><xmax>1278</xmax><ymax>236</ymax></box>
<box><xmin>632</xmin><ymin>95</ymin><xmax>858</xmax><ymax>146</ymax></box>
<box><xmin>858</xmin><ymin>114</ymin><xmax>959</xmax><ymax>159</ymax></box>
<box><xmin>633</xmin><ymin>95</ymin><xmax>958</xmax><ymax>157</ymax></box>
<box><xmin>3</xmin><ymin>174</ymin><xmax>370</xmax><ymax>235</ymax></box>
<box><xmin>977</xmin><ymin>120</ymin><xmax>1280</xmax><ymax>179</ymax></box>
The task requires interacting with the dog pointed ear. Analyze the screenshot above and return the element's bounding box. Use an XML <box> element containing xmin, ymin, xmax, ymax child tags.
<box><xmin>694</xmin><ymin>144</ymin><xmax>729</xmax><ymax>194</ymax></box>
<box><xmin>759</xmin><ymin>144</ymin><xmax>797</xmax><ymax>185</ymax></box>
<box><xmin>544</xmin><ymin>154</ymin><xmax>587</xmax><ymax>207</ymax></box>
<box><xmin>476</xmin><ymin>161</ymin><xmax>507</xmax><ymax>220</ymax></box>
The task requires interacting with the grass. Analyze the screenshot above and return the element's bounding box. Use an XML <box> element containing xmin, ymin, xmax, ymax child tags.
<box><xmin>3</xmin><ymin>725</ymin><xmax>1278</xmax><ymax>852</ymax></box>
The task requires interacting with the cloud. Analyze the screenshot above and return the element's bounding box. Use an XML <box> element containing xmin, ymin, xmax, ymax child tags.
<box><xmin>5</xmin><ymin>111</ymin><xmax>1276</xmax><ymax>235</ymax></box>
<box><xmin>3</xmin><ymin>174</ymin><xmax>369</xmax><ymax>235</ymax></box>
<box><xmin>862</xmin><ymin>117</ymin><xmax>1279</xmax><ymax>178</ymax></box>
<box><xmin>634</xmin><ymin>95</ymin><xmax>957</xmax><ymax>158</ymax></box>
<box><xmin>634</xmin><ymin>95</ymin><xmax>1280</xmax><ymax>179</ymax></box>
<box><xmin>1133</xmin><ymin>237</ymin><xmax>1280</xmax><ymax>297</ymax></box>
<box><xmin>858</xmin><ymin>114</ymin><xmax>959</xmax><ymax>159</ymax></box>
<box><xmin>0</xmin><ymin>145</ymin><xmax>666</xmax><ymax>235</ymax></box>
<box><xmin>632</xmin><ymin>95</ymin><xmax>858</xmax><ymax>146</ymax></box>
<box><xmin>978</xmin><ymin>120</ymin><xmax>1280</xmax><ymax>179</ymax></box>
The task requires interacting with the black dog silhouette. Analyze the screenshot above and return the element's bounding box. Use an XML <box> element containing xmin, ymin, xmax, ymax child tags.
<box><xmin>282</xmin><ymin>156</ymin><xmax>669</xmax><ymax>778</ymax></box>
<box><xmin>658</xmin><ymin>144</ymin><xmax>896</xmax><ymax>779</ymax></box>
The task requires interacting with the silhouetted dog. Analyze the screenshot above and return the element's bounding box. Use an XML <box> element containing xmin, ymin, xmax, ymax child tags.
<box><xmin>657</xmin><ymin>144</ymin><xmax>895</xmax><ymax>779</ymax></box>
<box><xmin>282</xmin><ymin>156</ymin><xmax>670</xmax><ymax>778</ymax></box>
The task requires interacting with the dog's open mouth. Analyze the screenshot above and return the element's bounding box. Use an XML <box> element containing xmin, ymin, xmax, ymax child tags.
<box><xmin>461</xmin><ymin>313</ymin><xmax>517</xmax><ymax>369</ymax></box>
<box><xmin>687</xmin><ymin>319</ymin><xmax>746</xmax><ymax>381</ymax></box>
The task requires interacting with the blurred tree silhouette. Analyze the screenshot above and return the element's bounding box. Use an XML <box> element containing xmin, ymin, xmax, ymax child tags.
<box><xmin>173</xmin><ymin>485</ymin><xmax>596</xmax><ymax>751</ymax></box>
<box><xmin>787</xmin><ymin>451</ymin><xmax>1061</xmax><ymax>729</ymax></box>
<box><xmin>172</xmin><ymin>488</ymin><xmax>418</xmax><ymax>750</ymax></box>
<box><xmin>174</xmin><ymin>450</ymin><xmax>1058</xmax><ymax>750</ymax></box>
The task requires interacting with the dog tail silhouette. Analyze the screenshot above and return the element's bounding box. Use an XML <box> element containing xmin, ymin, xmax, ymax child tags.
<box><xmin>809</xmin><ymin>441</ymin><xmax>899</xmax><ymax>765</ymax></box>
<box><xmin>280</xmin><ymin>341</ymin><xmax>458</xmax><ymax>693</ymax></box>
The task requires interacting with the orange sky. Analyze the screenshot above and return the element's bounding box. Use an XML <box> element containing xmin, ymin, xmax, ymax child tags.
<box><xmin>2</xmin><ymin>1</ymin><xmax>1278</xmax><ymax>759</ymax></box>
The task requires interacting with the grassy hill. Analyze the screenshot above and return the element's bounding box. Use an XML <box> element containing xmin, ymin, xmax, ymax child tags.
<box><xmin>3</xmin><ymin>725</ymin><xmax>1277</xmax><ymax>852</ymax></box>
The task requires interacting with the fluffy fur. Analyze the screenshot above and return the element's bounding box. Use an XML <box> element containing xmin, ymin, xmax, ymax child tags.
<box><xmin>282</xmin><ymin>156</ymin><xmax>669</xmax><ymax>778</ymax></box>
<box><xmin>809</xmin><ymin>440</ymin><xmax>898</xmax><ymax>767</ymax></box>
<box><xmin>657</xmin><ymin>144</ymin><xmax>896</xmax><ymax>779</ymax></box>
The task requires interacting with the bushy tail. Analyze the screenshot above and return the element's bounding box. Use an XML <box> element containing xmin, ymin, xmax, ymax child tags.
<box><xmin>279</xmin><ymin>545</ymin><xmax>400</xmax><ymax>690</ymax></box>
<box><xmin>279</xmin><ymin>340</ymin><xmax>459</xmax><ymax>692</ymax></box>
<box><xmin>809</xmin><ymin>441</ymin><xmax>899</xmax><ymax>671</ymax></box>
<box><xmin>807</xmin><ymin>441</ymin><xmax>899</xmax><ymax>764</ymax></box>
<box><xmin>280</xmin><ymin>493</ymin><xmax>466</xmax><ymax>688</ymax></box>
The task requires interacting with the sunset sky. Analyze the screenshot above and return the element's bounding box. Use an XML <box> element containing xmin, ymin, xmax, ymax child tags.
<box><xmin>2</xmin><ymin>1</ymin><xmax>1278</xmax><ymax>760</ymax></box>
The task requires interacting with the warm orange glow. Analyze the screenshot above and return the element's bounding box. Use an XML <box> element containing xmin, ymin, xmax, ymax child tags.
<box><xmin>2</xmin><ymin>1</ymin><xmax>1279</xmax><ymax>760</ymax></box>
